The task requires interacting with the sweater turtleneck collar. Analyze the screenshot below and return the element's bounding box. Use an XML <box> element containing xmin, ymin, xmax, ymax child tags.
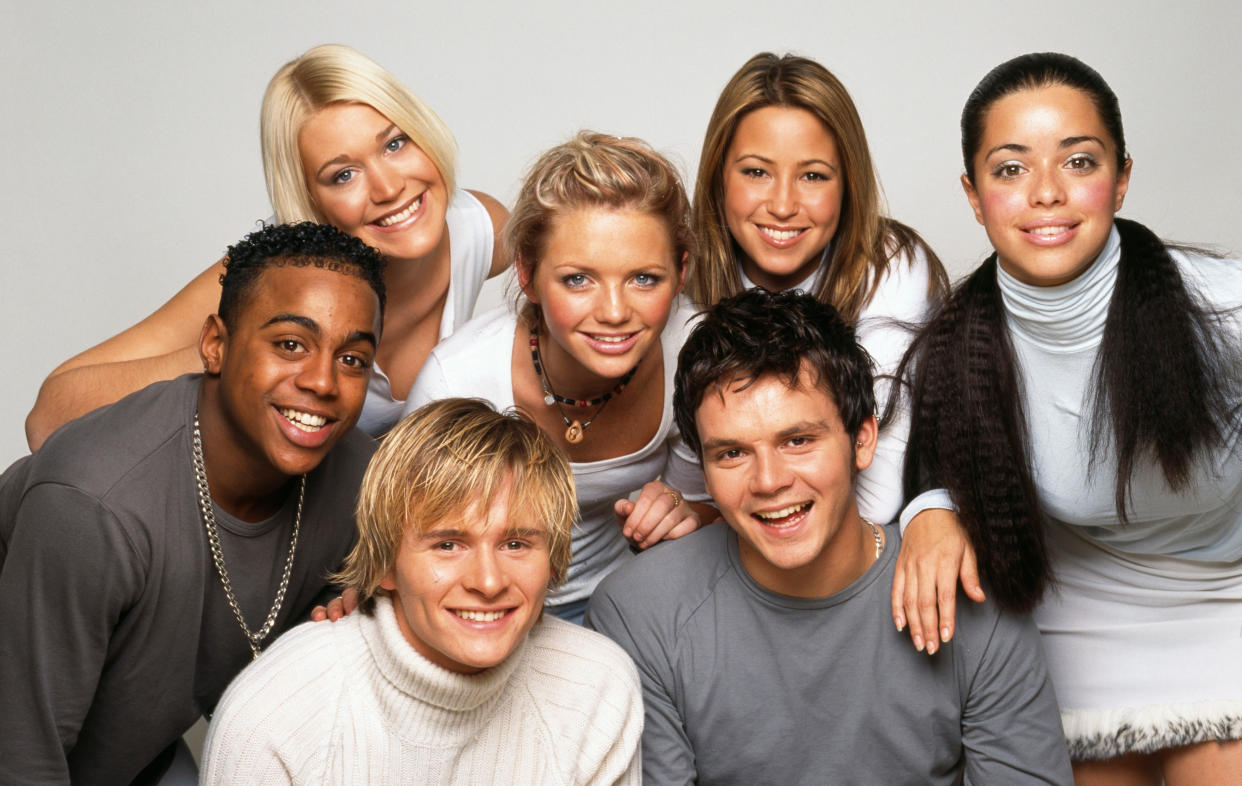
<box><xmin>996</xmin><ymin>224</ymin><xmax>1120</xmax><ymax>353</ymax></box>
<box><xmin>362</xmin><ymin>594</ymin><xmax>527</xmax><ymax>717</ymax></box>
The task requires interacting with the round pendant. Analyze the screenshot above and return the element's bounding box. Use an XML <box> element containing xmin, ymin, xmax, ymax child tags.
<box><xmin>565</xmin><ymin>421</ymin><xmax>584</xmax><ymax>444</ymax></box>
<box><xmin>544</xmin><ymin>393</ymin><xmax>556</xmax><ymax>406</ymax></box>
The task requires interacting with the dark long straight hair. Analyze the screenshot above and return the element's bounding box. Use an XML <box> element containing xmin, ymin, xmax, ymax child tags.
<box><xmin>899</xmin><ymin>53</ymin><xmax>1237</xmax><ymax>613</ymax></box>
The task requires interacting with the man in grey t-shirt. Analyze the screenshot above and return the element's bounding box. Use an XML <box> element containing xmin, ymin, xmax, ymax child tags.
<box><xmin>586</xmin><ymin>289</ymin><xmax>1072</xmax><ymax>785</ymax></box>
<box><xmin>0</xmin><ymin>223</ymin><xmax>385</xmax><ymax>784</ymax></box>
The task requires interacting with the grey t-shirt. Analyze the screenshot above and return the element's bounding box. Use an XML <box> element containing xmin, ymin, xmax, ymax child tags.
<box><xmin>586</xmin><ymin>523</ymin><xmax>1073</xmax><ymax>785</ymax></box>
<box><xmin>0</xmin><ymin>374</ymin><xmax>374</xmax><ymax>784</ymax></box>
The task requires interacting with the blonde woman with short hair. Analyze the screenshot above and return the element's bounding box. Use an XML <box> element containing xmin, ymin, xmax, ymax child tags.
<box><xmin>27</xmin><ymin>44</ymin><xmax>508</xmax><ymax>448</ymax></box>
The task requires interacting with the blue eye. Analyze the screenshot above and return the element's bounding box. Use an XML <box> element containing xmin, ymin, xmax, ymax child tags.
<box><xmin>332</xmin><ymin>169</ymin><xmax>354</xmax><ymax>185</ymax></box>
<box><xmin>385</xmin><ymin>135</ymin><xmax>408</xmax><ymax>153</ymax></box>
<box><xmin>562</xmin><ymin>274</ymin><xmax>588</xmax><ymax>288</ymax></box>
<box><xmin>634</xmin><ymin>273</ymin><xmax>661</xmax><ymax>287</ymax></box>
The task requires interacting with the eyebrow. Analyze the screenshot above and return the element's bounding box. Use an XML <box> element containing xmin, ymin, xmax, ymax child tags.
<box><xmin>420</xmin><ymin>528</ymin><xmax>468</xmax><ymax>540</ymax></box>
<box><xmin>984</xmin><ymin>135</ymin><xmax>1107</xmax><ymax>160</ymax></box>
<box><xmin>774</xmin><ymin>420</ymin><xmax>830</xmax><ymax>439</ymax></box>
<box><xmin>699</xmin><ymin>436</ymin><xmax>738</xmax><ymax>454</ymax></box>
<box><xmin>263</xmin><ymin>313</ymin><xmax>320</xmax><ymax>334</ymax></box>
<box><xmin>261</xmin><ymin>314</ymin><xmax>378</xmax><ymax>349</ymax></box>
<box><xmin>733</xmin><ymin>152</ymin><xmax>838</xmax><ymax>172</ymax></box>
<box><xmin>504</xmin><ymin>527</ymin><xmax>548</xmax><ymax>539</ymax></box>
<box><xmin>418</xmin><ymin>526</ymin><xmax>548</xmax><ymax>540</ymax></box>
<box><xmin>313</xmin><ymin>125</ymin><xmax>399</xmax><ymax>178</ymax></box>
<box><xmin>699</xmin><ymin>420</ymin><xmax>830</xmax><ymax>454</ymax></box>
<box><xmin>315</xmin><ymin>155</ymin><xmax>349</xmax><ymax>179</ymax></box>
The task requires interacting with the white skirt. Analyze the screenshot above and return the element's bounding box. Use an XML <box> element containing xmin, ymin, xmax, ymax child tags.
<box><xmin>1033</xmin><ymin>521</ymin><xmax>1242</xmax><ymax>760</ymax></box>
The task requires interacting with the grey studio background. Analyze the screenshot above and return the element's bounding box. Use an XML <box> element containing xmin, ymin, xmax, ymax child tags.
<box><xmin>4</xmin><ymin>0</ymin><xmax>1241</xmax><ymax>472</ymax></box>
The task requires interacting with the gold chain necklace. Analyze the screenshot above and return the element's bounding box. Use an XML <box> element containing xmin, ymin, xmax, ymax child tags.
<box><xmin>862</xmin><ymin>518</ymin><xmax>883</xmax><ymax>558</ymax></box>
<box><xmin>192</xmin><ymin>413</ymin><xmax>304</xmax><ymax>659</ymax></box>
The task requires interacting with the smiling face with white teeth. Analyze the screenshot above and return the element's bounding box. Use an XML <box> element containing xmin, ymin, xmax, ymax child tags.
<box><xmin>696</xmin><ymin>366</ymin><xmax>878</xmax><ymax>598</ymax></box>
<box><xmin>198</xmin><ymin>263</ymin><xmax>379</xmax><ymax>512</ymax></box>
<box><xmin>722</xmin><ymin>106</ymin><xmax>844</xmax><ymax>292</ymax></box>
<box><xmin>381</xmin><ymin>477</ymin><xmax>552</xmax><ymax>674</ymax></box>
<box><xmin>299</xmin><ymin>102</ymin><xmax>449</xmax><ymax>263</ymax></box>
<box><xmin>520</xmin><ymin>207</ymin><xmax>684</xmax><ymax>398</ymax></box>
<box><xmin>963</xmin><ymin>85</ymin><xmax>1131</xmax><ymax>287</ymax></box>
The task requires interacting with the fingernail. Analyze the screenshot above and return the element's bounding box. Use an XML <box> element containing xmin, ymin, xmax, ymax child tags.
<box><xmin>927</xmin><ymin>641</ymin><xmax>937</xmax><ymax>655</ymax></box>
<box><xmin>895</xmin><ymin>617</ymin><xmax>905</xmax><ymax>632</ymax></box>
<box><xmin>941</xmin><ymin>626</ymin><xmax>951</xmax><ymax>642</ymax></box>
<box><xmin>914</xmin><ymin>635</ymin><xmax>924</xmax><ymax>652</ymax></box>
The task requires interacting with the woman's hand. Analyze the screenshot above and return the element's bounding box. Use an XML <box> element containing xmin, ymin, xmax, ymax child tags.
<box><xmin>311</xmin><ymin>588</ymin><xmax>359</xmax><ymax>622</ymax></box>
<box><xmin>615</xmin><ymin>482</ymin><xmax>702</xmax><ymax>549</ymax></box>
<box><xmin>890</xmin><ymin>509</ymin><xmax>985</xmax><ymax>654</ymax></box>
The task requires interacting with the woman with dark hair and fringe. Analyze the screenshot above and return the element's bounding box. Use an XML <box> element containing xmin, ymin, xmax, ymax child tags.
<box><xmin>894</xmin><ymin>52</ymin><xmax>1242</xmax><ymax>783</ymax></box>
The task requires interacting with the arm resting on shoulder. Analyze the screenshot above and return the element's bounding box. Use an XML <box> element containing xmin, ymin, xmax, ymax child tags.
<box><xmin>27</xmin><ymin>260</ymin><xmax>225</xmax><ymax>449</ymax></box>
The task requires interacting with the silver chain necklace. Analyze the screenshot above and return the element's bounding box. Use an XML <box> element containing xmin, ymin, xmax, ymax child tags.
<box><xmin>192</xmin><ymin>413</ymin><xmax>305</xmax><ymax>659</ymax></box>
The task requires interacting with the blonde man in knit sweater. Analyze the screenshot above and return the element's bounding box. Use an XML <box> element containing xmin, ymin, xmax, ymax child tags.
<box><xmin>203</xmin><ymin>398</ymin><xmax>643</xmax><ymax>784</ymax></box>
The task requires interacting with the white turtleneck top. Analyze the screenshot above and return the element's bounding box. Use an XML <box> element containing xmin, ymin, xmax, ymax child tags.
<box><xmin>201</xmin><ymin>595</ymin><xmax>642</xmax><ymax>785</ymax></box>
<box><xmin>902</xmin><ymin>226</ymin><xmax>1242</xmax><ymax>561</ymax></box>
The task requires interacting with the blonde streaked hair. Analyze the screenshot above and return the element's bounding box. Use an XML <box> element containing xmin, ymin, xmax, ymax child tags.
<box><xmin>260</xmin><ymin>43</ymin><xmax>458</xmax><ymax>225</ymax></box>
<box><xmin>335</xmin><ymin>398</ymin><xmax>576</xmax><ymax>610</ymax></box>
<box><xmin>505</xmin><ymin>131</ymin><xmax>694</xmax><ymax>326</ymax></box>
<box><xmin>688</xmin><ymin>52</ymin><xmax>945</xmax><ymax>321</ymax></box>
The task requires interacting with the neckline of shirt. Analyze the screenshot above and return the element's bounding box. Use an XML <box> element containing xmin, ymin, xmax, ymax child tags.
<box><xmin>996</xmin><ymin>224</ymin><xmax>1120</xmax><ymax>353</ymax></box>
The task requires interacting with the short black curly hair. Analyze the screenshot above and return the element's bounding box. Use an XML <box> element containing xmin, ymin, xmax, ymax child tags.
<box><xmin>218</xmin><ymin>222</ymin><xmax>386</xmax><ymax>330</ymax></box>
<box><xmin>674</xmin><ymin>288</ymin><xmax>875</xmax><ymax>458</ymax></box>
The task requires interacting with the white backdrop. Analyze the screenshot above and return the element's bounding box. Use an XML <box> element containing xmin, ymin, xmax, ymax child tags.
<box><xmin>4</xmin><ymin>0</ymin><xmax>1241</xmax><ymax>467</ymax></box>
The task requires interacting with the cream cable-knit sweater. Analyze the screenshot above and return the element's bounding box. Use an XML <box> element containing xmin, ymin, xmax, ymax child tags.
<box><xmin>202</xmin><ymin>595</ymin><xmax>642</xmax><ymax>784</ymax></box>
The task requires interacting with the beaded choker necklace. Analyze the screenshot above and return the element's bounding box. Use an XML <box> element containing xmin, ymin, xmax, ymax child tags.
<box><xmin>529</xmin><ymin>328</ymin><xmax>637</xmax><ymax>443</ymax></box>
